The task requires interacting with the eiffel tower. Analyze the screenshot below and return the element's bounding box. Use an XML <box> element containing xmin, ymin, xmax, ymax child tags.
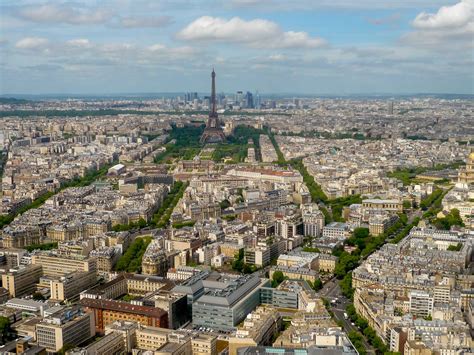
<box><xmin>200</xmin><ymin>69</ymin><xmax>226</xmax><ymax>144</ymax></box>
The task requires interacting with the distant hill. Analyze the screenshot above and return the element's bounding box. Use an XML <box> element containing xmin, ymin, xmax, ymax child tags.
<box><xmin>0</xmin><ymin>97</ymin><xmax>31</xmax><ymax>104</ymax></box>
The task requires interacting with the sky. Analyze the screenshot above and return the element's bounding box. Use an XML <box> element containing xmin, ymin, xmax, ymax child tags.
<box><xmin>0</xmin><ymin>0</ymin><xmax>473</xmax><ymax>95</ymax></box>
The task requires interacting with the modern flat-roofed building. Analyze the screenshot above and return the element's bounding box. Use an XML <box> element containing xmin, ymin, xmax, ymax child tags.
<box><xmin>5</xmin><ymin>298</ymin><xmax>49</xmax><ymax>315</ymax></box>
<box><xmin>139</xmin><ymin>290</ymin><xmax>189</xmax><ymax>329</ymax></box>
<box><xmin>104</xmin><ymin>321</ymin><xmax>139</xmax><ymax>353</ymax></box>
<box><xmin>31</xmin><ymin>252</ymin><xmax>96</xmax><ymax>278</ymax></box>
<box><xmin>36</xmin><ymin>306</ymin><xmax>95</xmax><ymax>353</ymax></box>
<box><xmin>192</xmin><ymin>274</ymin><xmax>269</xmax><ymax>332</ymax></box>
<box><xmin>68</xmin><ymin>331</ymin><xmax>125</xmax><ymax>355</ymax></box>
<box><xmin>260</xmin><ymin>287</ymin><xmax>298</xmax><ymax>310</ymax></box>
<box><xmin>192</xmin><ymin>334</ymin><xmax>218</xmax><ymax>355</ymax></box>
<box><xmin>135</xmin><ymin>326</ymin><xmax>192</xmax><ymax>352</ymax></box>
<box><xmin>1</xmin><ymin>265</ymin><xmax>43</xmax><ymax>297</ymax></box>
<box><xmin>50</xmin><ymin>271</ymin><xmax>97</xmax><ymax>302</ymax></box>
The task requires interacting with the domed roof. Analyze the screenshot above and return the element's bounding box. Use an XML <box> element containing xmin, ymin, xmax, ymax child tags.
<box><xmin>469</xmin><ymin>151</ymin><xmax>474</xmax><ymax>160</ymax></box>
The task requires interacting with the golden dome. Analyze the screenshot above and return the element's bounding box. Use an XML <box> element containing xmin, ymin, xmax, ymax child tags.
<box><xmin>469</xmin><ymin>151</ymin><xmax>474</xmax><ymax>160</ymax></box>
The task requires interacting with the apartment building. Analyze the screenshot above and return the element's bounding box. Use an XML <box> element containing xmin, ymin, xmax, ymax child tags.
<box><xmin>228</xmin><ymin>306</ymin><xmax>281</xmax><ymax>355</ymax></box>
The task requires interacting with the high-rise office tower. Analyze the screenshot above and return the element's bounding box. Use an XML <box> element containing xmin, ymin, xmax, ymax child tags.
<box><xmin>245</xmin><ymin>91</ymin><xmax>254</xmax><ymax>109</ymax></box>
<box><xmin>255</xmin><ymin>90</ymin><xmax>261</xmax><ymax>109</ymax></box>
<box><xmin>388</xmin><ymin>101</ymin><xmax>394</xmax><ymax>115</ymax></box>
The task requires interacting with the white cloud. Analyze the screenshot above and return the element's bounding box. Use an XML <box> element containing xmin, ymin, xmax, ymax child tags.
<box><xmin>119</xmin><ymin>16</ymin><xmax>172</xmax><ymax>28</ymax></box>
<box><xmin>403</xmin><ymin>0</ymin><xmax>474</xmax><ymax>49</ymax></box>
<box><xmin>268</xmin><ymin>54</ymin><xmax>287</xmax><ymax>61</ymax></box>
<box><xmin>413</xmin><ymin>0</ymin><xmax>473</xmax><ymax>29</ymax></box>
<box><xmin>15</xmin><ymin>37</ymin><xmax>49</xmax><ymax>49</ymax></box>
<box><xmin>17</xmin><ymin>3</ymin><xmax>109</xmax><ymax>25</ymax></box>
<box><xmin>176</xmin><ymin>16</ymin><xmax>326</xmax><ymax>49</ymax></box>
<box><xmin>66</xmin><ymin>39</ymin><xmax>91</xmax><ymax>48</ymax></box>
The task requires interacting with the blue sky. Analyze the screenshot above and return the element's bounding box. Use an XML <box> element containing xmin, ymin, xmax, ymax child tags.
<box><xmin>0</xmin><ymin>0</ymin><xmax>472</xmax><ymax>95</ymax></box>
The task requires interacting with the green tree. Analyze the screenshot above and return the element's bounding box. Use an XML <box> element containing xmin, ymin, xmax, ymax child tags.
<box><xmin>447</xmin><ymin>243</ymin><xmax>463</xmax><ymax>251</ymax></box>
<box><xmin>272</xmin><ymin>271</ymin><xmax>285</xmax><ymax>285</ymax></box>
<box><xmin>232</xmin><ymin>249</ymin><xmax>244</xmax><ymax>272</ymax></box>
<box><xmin>0</xmin><ymin>317</ymin><xmax>11</xmax><ymax>344</ymax></box>
<box><xmin>313</xmin><ymin>278</ymin><xmax>323</xmax><ymax>291</ymax></box>
<box><xmin>432</xmin><ymin>209</ymin><xmax>464</xmax><ymax>230</ymax></box>
<box><xmin>242</xmin><ymin>264</ymin><xmax>253</xmax><ymax>274</ymax></box>
<box><xmin>353</xmin><ymin>227</ymin><xmax>370</xmax><ymax>239</ymax></box>
<box><xmin>219</xmin><ymin>199</ymin><xmax>231</xmax><ymax>210</ymax></box>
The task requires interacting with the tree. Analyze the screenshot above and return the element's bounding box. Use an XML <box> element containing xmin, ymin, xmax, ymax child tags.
<box><xmin>272</xmin><ymin>271</ymin><xmax>285</xmax><ymax>285</ymax></box>
<box><xmin>447</xmin><ymin>243</ymin><xmax>462</xmax><ymax>251</ymax></box>
<box><xmin>0</xmin><ymin>317</ymin><xmax>11</xmax><ymax>344</ymax></box>
<box><xmin>432</xmin><ymin>209</ymin><xmax>464</xmax><ymax>230</ymax></box>
<box><xmin>313</xmin><ymin>278</ymin><xmax>323</xmax><ymax>291</ymax></box>
<box><xmin>242</xmin><ymin>264</ymin><xmax>253</xmax><ymax>274</ymax></box>
<box><xmin>340</xmin><ymin>273</ymin><xmax>354</xmax><ymax>299</ymax></box>
<box><xmin>232</xmin><ymin>249</ymin><xmax>244</xmax><ymax>272</ymax></box>
<box><xmin>219</xmin><ymin>199</ymin><xmax>231</xmax><ymax>210</ymax></box>
<box><xmin>137</xmin><ymin>218</ymin><xmax>147</xmax><ymax>228</ymax></box>
<box><xmin>353</xmin><ymin>227</ymin><xmax>369</xmax><ymax>240</ymax></box>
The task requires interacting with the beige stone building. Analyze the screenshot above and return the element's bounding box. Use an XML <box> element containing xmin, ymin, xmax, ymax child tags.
<box><xmin>31</xmin><ymin>252</ymin><xmax>96</xmax><ymax>278</ymax></box>
<box><xmin>1</xmin><ymin>265</ymin><xmax>43</xmax><ymax>297</ymax></box>
<box><xmin>228</xmin><ymin>306</ymin><xmax>281</xmax><ymax>355</ymax></box>
<box><xmin>36</xmin><ymin>307</ymin><xmax>95</xmax><ymax>353</ymax></box>
<box><xmin>191</xmin><ymin>334</ymin><xmax>217</xmax><ymax>355</ymax></box>
<box><xmin>50</xmin><ymin>271</ymin><xmax>97</xmax><ymax>301</ymax></box>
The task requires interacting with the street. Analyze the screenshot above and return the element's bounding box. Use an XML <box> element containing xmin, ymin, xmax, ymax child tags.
<box><xmin>319</xmin><ymin>277</ymin><xmax>376</xmax><ymax>354</ymax></box>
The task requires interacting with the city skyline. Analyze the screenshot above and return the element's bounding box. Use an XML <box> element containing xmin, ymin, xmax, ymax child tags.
<box><xmin>0</xmin><ymin>0</ymin><xmax>473</xmax><ymax>95</ymax></box>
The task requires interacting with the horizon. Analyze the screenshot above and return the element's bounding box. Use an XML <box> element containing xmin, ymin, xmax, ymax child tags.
<box><xmin>2</xmin><ymin>91</ymin><xmax>474</xmax><ymax>100</ymax></box>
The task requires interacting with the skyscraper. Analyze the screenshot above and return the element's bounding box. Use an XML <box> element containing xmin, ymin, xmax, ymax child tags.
<box><xmin>200</xmin><ymin>69</ymin><xmax>226</xmax><ymax>144</ymax></box>
<box><xmin>245</xmin><ymin>91</ymin><xmax>254</xmax><ymax>109</ymax></box>
<box><xmin>255</xmin><ymin>90</ymin><xmax>261</xmax><ymax>109</ymax></box>
<box><xmin>388</xmin><ymin>101</ymin><xmax>394</xmax><ymax>115</ymax></box>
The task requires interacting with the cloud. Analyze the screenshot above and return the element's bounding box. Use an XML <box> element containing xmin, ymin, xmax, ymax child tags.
<box><xmin>402</xmin><ymin>0</ymin><xmax>474</xmax><ymax>49</ymax></box>
<box><xmin>268</xmin><ymin>54</ymin><xmax>287</xmax><ymax>61</ymax></box>
<box><xmin>412</xmin><ymin>0</ymin><xmax>473</xmax><ymax>29</ymax></box>
<box><xmin>176</xmin><ymin>16</ymin><xmax>326</xmax><ymax>49</ymax></box>
<box><xmin>15</xmin><ymin>37</ymin><xmax>49</xmax><ymax>49</ymax></box>
<box><xmin>10</xmin><ymin>36</ymin><xmax>202</xmax><ymax>71</ymax></box>
<box><xmin>16</xmin><ymin>3</ymin><xmax>109</xmax><ymax>25</ymax></box>
<box><xmin>118</xmin><ymin>15</ymin><xmax>173</xmax><ymax>28</ymax></box>
<box><xmin>66</xmin><ymin>39</ymin><xmax>92</xmax><ymax>48</ymax></box>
